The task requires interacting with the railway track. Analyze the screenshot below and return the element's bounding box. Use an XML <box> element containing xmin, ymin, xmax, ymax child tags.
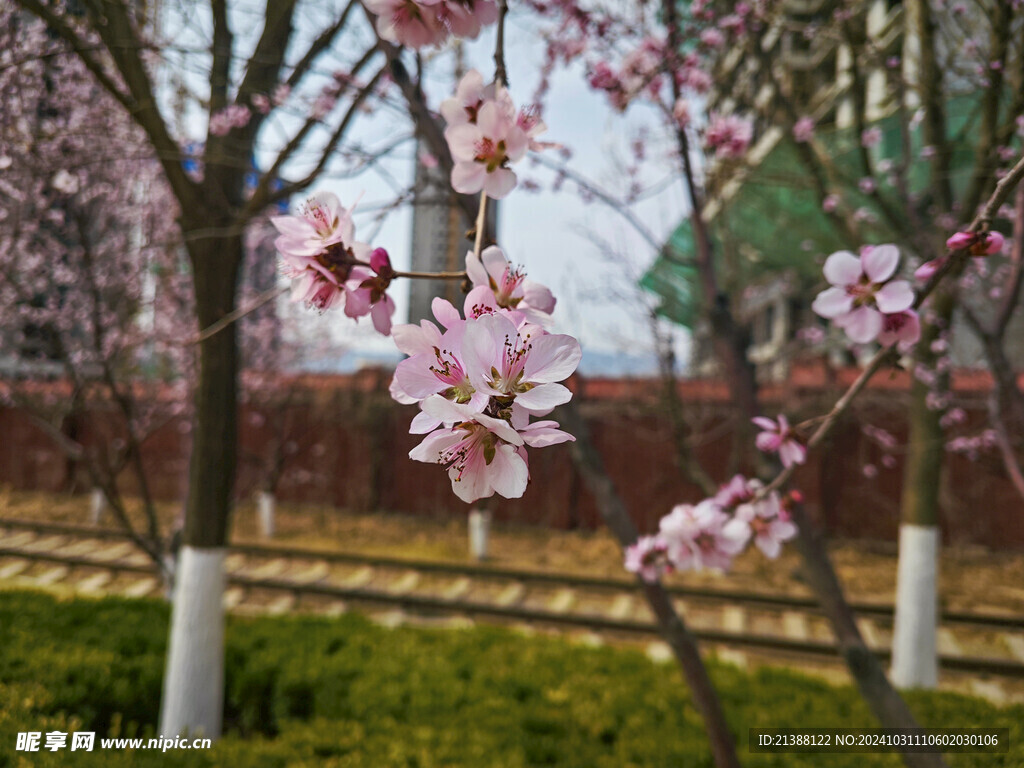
<box><xmin>2</xmin><ymin>516</ymin><xmax>1024</xmax><ymax>698</ymax></box>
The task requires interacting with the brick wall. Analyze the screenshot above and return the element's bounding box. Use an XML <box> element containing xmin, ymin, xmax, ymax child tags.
<box><xmin>1</xmin><ymin>366</ymin><xmax>1020</xmax><ymax>549</ymax></box>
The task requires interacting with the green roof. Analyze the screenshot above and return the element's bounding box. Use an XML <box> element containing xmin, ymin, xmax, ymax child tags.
<box><xmin>642</xmin><ymin>95</ymin><xmax>1002</xmax><ymax>328</ymax></box>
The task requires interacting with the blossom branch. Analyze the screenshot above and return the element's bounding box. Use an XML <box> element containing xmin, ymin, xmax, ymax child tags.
<box><xmin>762</xmin><ymin>153</ymin><xmax>1024</xmax><ymax>498</ymax></box>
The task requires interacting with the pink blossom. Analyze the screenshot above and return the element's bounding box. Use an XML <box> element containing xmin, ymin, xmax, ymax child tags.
<box><xmin>251</xmin><ymin>93</ymin><xmax>271</xmax><ymax>114</ymax></box>
<box><xmin>861</xmin><ymin>127</ymin><xmax>882</xmax><ymax>147</ymax></box>
<box><xmin>461</xmin><ymin>311</ymin><xmax>581</xmax><ymax>414</ymax></box>
<box><xmin>515</xmin><ymin>105</ymin><xmax>553</xmax><ymax>152</ymax></box>
<box><xmin>350</xmin><ymin>248</ymin><xmax>397</xmax><ymax>335</ymax></box>
<box><xmin>394</xmin><ymin>321</ymin><xmax>488</xmax><ymax>412</ymax></box>
<box><xmin>272</xmin><ymin>192</ymin><xmax>375</xmax><ymax>315</ymax></box>
<box><xmin>859</xmin><ymin>177</ymin><xmax>876</xmax><ymax>194</ymax></box>
<box><xmin>364</xmin><ymin>0</ymin><xmax>448</xmax><ymax>48</ymax></box>
<box><xmin>678</xmin><ymin>66</ymin><xmax>712</xmax><ymax>94</ymax></box>
<box><xmin>446</xmin><ymin>100</ymin><xmax>528</xmax><ymax>198</ymax></box>
<box><xmin>699</xmin><ymin>28</ymin><xmax>725</xmax><ymax>48</ymax></box>
<box><xmin>713</xmin><ymin>474</ymin><xmax>761</xmax><ymax>510</ymax></box>
<box><xmin>946</xmin><ymin>230</ymin><xmax>1005</xmax><ymax>255</ymax></box>
<box><xmin>209</xmin><ymin>104</ymin><xmax>251</xmax><ymax>136</ymax></box>
<box><xmin>705</xmin><ymin>113</ymin><xmax>752</xmax><ymax>158</ymax></box>
<box><xmin>440</xmin><ymin>69</ymin><xmax>492</xmax><ymax>127</ymax></box>
<box><xmin>940</xmin><ymin>408</ymin><xmax>967</xmax><ymax>429</ymax></box>
<box><xmin>811</xmin><ymin>245</ymin><xmax>915</xmax><ymax>344</ymax></box>
<box><xmin>624</xmin><ymin>535</ymin><xmax>671</xmax><ymax>582</ymax></box>
<box><xmin>877</xmin><ymin>309</ymin><xmax>921</xmax><ymax>348</ymax></box>
<box><xmin>410</xmin><ymin>397</ymin><xmax>530</xmax><ymax>503</ymax></box>
<box><xmin>732</xmin><ymin>493</ymin><xmax>796</xmax><ymax>559</ymax></box>
<box><xmin>439</xmin><ymin>0</ymin><xmax>498</xmax><ymax>40</ymax></box>
<box><xmin>822</xmin><ymin>194</ymin><xmax>839</xmax><ymax>213</ymax></box>
<box><xmin>672</xmin><ymin>98</ymin><xmax>691</xmax><ymax>128</ymax></box>
<box><xmin>587</xmin><ymin>61</ymin><xmax>619</xmax><ymax>92</ymax></box>
<box><xmin>272</xmin><ymin>191</ymin><xmax>351</xmax><ymax>257</ymax></box>
<box><xmin>272</xmin><ymin>84</ymin><xmax>291</xmax><ymax>105</ymax></box>
<box><xmin>465</xmin><ymin>245</ymin><xmax>556</xmax><ymax>325</ymax></box>
<box><xmin>658</xmin><ymin>500</ymin><xmax>749</xmax><ymax>572</ymax></box>
<box><xmin>752</xmin><ymin>415</ymin><xmax>807</xmax><ymax>468</ymax></box>
<box><xmin>792</xmin><ymin>117</ymin><xmax>814</xmax><ymax>143</ymax></box>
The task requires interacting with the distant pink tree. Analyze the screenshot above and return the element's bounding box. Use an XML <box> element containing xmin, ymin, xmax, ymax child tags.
<box><xmin>0</xmin><ymin>4</ymin><xmax>187</xmax><ymax>579</ymax></box>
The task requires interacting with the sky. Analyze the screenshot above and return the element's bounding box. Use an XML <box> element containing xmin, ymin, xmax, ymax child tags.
<box><xmin>160</xmin><ymin>1</ymin><xmax>695</xmax><ymax>375</ymax></box>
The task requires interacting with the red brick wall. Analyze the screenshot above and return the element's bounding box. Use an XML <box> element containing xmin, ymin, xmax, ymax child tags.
<box><xmin>1</xmin><ymin>368</ymin><xmax>1020</xmax><ymax>549</ymax></box>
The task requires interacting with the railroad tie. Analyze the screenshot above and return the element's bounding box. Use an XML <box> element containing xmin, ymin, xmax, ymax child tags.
<box><xmin>324</xmin><ymin>601</ymin><xmax>349</xmax><ymax>617</ymax></box>
<box><xmin>937</xmin><ymin>627</ymin><xmax>963</xmax><ymax>657</ymax></box>
<box><xmin>123</xmin><ymin>578</ymin><xmax>158</xmax><ymax>598</ymax></box>
<box><xmin>374</xmin><ymin>609</ymin><xmax>407</xmax><ymax>628</ymax></box>
<box><xmin>58</xmin><ymin>539</ymin><xmax>107</xmax><ymax>557</ymax></box>
<box><xmin>720</xmin><ymin>605</ymin><xmax>747</xmax><ymax>634</ymax></box>
<box><xmin>285</xmin><ymin>561</ymin><xmax>330</xmax><ymax>585</ymax></box>
<box><xmin>575</xmin><ymin>632</ymin><xmax>604</xmax><ymax>648</ymax></box>
<box><xmin>243</xmin><ymin>558</ymin><xmax>288</xmax><ymax>579</ymax></box>
<box><xmin>607</xmin><ymin>594</ymin><xmax>634</xmax><ymax>620</ymax></box>
<box><xmin>91</xmin><ymin>542</ymin><xmax>134</xmax><ymax>562</ymax></box>
<box><xmin>441</xmin><ymin>577</ymin><xmax>471</xmax><ymax>600</ymax></box>
<box><xmin>1002</xmin><ymin>634</ymin><xmax>1024</xmax><ymax>663</ymax></box>
<box><xmin>781</xmin><ymin>610</ymin><xmax>811</xmax><ymax>641</ymax></box>
<box><xmin>969</xmin><ymin>679</ymin><xmax>1007</xmax><ymax>705</ymax></box>
<box><xmin>856</xmin><ymin>617</ymin><xmax>884</xmax><ymax>650</ymax></box>
<box><xmin>223</xmin><ymin>554</ymin><xmax>248</xmax><ymax>573</ymax></box>
<box><xmin>265</xmin><ymin>594</ymin><xmax>295</xmax><ymax>616</ymax></box>
<box><xmin>0</xmin><ymin>559</ymin><xmax>31</xmax><ymax>580</ymax></box>
<box><xmin>32</xmin><ymin>566</ymin><xmax>69</xmax><ymax>586</ymax></box>
<box><xmin>387</xmin><ymin>570</ymin><xmax>421</xmax><ymax>595</ymax></box>
<box><xmin>547</xmin><ymin>588</ymin><xmax>576</xmax><ymax>614</ymax></box>
<box><xmin>338</xmin><ymin>565</ymin><xmax>374</xmax><ymax>588</ymax></box>
<box><xmin>22</xmin><ymin>535</ymin><xmax>66</xmax><ymax>553</ymax></box>
<box><xmin>2</xmin><ymin>532</ymin><xmax>41</xmax><ymax>548</ymax></box>
<box><xmin>75</xmin><ymin>572</ymin><xmax>113</xmax><ymax>593</ymax></box>
<box><xmin>118</xmin><ymin>549</ymin><xmax>155</xmax><ymax>567</ymax></box>
<box><xmin>222</xmin><ymin>587</ymin><xmax>246</xmax><ymax>610</ymax></box>
<box><xmin>496</xmin><ymin>581</ymin><xmax>526</xmax><ymax>606</ymax></box>
<box><xmin>717</xmin><ymin>649</ymin><xmax>749</xmax><ymax>670</ymax></box>
<box><xmin>645</xmin><ymin>641</ymin><xmax>673</xmax><ymax>664</ymax></box>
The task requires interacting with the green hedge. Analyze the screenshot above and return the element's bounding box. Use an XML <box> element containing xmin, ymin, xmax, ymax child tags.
<box><xmin>0</xmin><ymin>588</ymin><xmax>1020</xmax><ymax>767</ymax></box>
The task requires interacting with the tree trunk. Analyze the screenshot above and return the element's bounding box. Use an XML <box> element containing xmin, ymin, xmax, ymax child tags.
<box><xmin>159</xmin><ymin>233</ymin><xmax>242</xmax><ymax>739</ymax></box>
<box><xmin>256</xmin><ymin>490</ymin><xmax>276</xmax><ymax>538</ymax></box>
<box><xmin>789</xmin><ymin>503</ymin><xmax>947</xmax><ymax>768</ymax></box>
<box><xmin>891</xmin><ymin>291</ymin><xmax>951</xmax><ymax>690</ymax></box>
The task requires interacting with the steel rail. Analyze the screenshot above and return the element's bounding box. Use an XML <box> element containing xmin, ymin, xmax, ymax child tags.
<box><xmin>1</xmin><ymin>516</ymin><xmax>1021</xmax><ymax>630</ymax></box>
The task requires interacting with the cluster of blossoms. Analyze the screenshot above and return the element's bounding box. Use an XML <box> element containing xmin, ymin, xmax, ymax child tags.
<box><xmin>705</xmin><ymin>113</ymin><xmax>753</xmax><ymax>158</ymax></box>
<box><xmin>391</xmin><ymin>246</ymin><xmax>578</xmax><ymax>502</ymax></box>
<box><xmin>812</xmin><ymin>244</ymin><xmax>919</xmax><ymax>346</ymax></box>
<box><xmin>586</xmin><ymin>38</ymin><xmax>665</xmax><ymax>111</ymax></box>
<box><xmin>209</xmin><ymin>104</ymin><xmax>252</xmax><ymax>137</ymax></box>
<box><xmin>625</xmin><ymin>476</ymin><xmax>798</xmax><ymax>581</ymax></box>
<box><xmin>272</xmin><ymin>192</ymin><xmax>396</xmax><ymax>334</ymax></box>
<box><xmin>442</xmin><ymin>70</ymin><xmax>550</xmax><ymax>199</ymax></box>
<box><xmin>366</xmin><ymin>0</ymin><xmax>497</xmax><ymax>49</ymax></box>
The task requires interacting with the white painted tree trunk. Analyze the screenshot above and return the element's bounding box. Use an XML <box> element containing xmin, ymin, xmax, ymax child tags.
<box><xmin>256</xmin><ymin>491</ymin><xmax>276</xmax><ymax>538</ymax></box>
<box><xmin>159</xmin><ymin>546</ymin><xmax>226</xmax><ymax>738</ymax></box>
<box><xmin>889</xmin><ymin>524</ymin><xmax>938</xmax><ymax>689</ymax></box>
<box><xmin>89</xmin><ymin>488</ymin><xmax>106</xmax><ymax>525</ymax></box>
<box><xmin>469</xmin><ymin>509</ymin><xmax>491</xmax><ymax>561</ymax></box>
